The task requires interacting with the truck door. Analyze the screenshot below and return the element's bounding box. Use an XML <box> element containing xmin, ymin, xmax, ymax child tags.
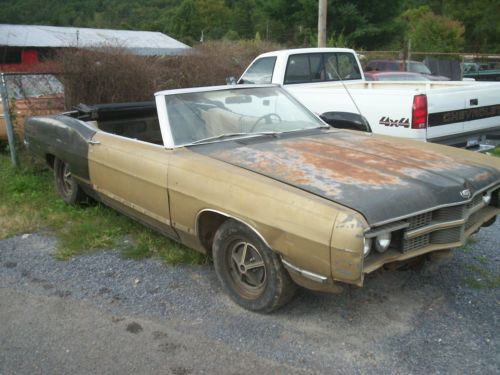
<box><xmin>88</xmin><ymin>132</ymin><xmax>178</xmax><ymax>239</ymax></box>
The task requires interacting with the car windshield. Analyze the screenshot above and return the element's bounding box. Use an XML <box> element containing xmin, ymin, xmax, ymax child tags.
<box><xmin>409</xmin><ymin>62</ymin><xmax>431</xmax><ymax>75</ymax></box>
<box><xmin>164</xmin><ymin>86</ymin><xmax>325</xmax><ymax>146</ymax></box>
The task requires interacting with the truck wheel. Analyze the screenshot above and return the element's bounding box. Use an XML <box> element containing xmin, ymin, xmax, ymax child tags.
<box><xmin>213</xmin><ymin>220</ymin><xmax>297</xmax><ymax>313</ymax></box>
<box><xmin>53</xmin><ymin>158</ymin><xmax>86</xmax><ymax>204</ymax></box>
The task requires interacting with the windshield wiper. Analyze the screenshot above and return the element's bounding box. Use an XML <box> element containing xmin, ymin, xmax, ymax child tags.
<box><xmin>188</xmin><ymin>131</ymin><xmax>280</xmax><ymax>146</ymax></box>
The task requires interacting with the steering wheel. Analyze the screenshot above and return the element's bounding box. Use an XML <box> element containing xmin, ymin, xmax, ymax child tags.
<box><xmin>249</xmin><ymin>113</ymin><xmax>282</xmax><ymax>132</ymax></box>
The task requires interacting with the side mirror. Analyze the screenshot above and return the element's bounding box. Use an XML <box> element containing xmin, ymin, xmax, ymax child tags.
<box><xmin>320</xmin><ymin>111</ymin><xmax>372</xmax><ymax>133</ymax></box>
<box><xmin>225</xmin><ymin>76</ymin><xmax>237</xmax><ymax>85</ymax></box>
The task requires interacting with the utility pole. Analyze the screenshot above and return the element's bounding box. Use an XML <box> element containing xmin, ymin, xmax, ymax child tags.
<box><xmin>318</xmin><ymin>0</ymin><xmax>327</xmax><ymax>47</ymax></box>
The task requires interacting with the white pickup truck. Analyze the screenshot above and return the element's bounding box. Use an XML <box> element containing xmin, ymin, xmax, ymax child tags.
<box><xmin>237</xmin><ymin>48</ymin><xmax>500</xmax><ymax>148</ymax></box>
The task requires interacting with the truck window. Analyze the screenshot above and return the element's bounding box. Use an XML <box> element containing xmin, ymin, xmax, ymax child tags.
<box><xmin>239</xmin><ymin>57</ymin><xmax>276</xmax><ymax>84</ymax></box>
<box><xmin>324</xmin><ymin>53</ymin><xmax>361</xmax><ymax>81</ymax></box>
<box><xmin>324</xmin><ymin>54</ymin><xmax>340</xmax><ymax>80</ymax></box>
<box><xmin>337</xmin><ymin>53</ymin><xmax>361</xmax><ymax>80</ymax></box>
<box><xmin>309</xmin><ymin>54</ymin><xmax>323</xmax><ymax>81</ymax></box>
<box><xmin>285</xmin><ymin>52</ymin><xmax>360</xmax><ymax>84</ymax></box>
<box><xmin>284</xmin><ymin>55</ymin><xmax>311</xmax><ymax>84</ymax></box>
<box><xmin>284</xmin><ymin>54</ymin><xmax>325</xmax><ymax>84</ymax></box>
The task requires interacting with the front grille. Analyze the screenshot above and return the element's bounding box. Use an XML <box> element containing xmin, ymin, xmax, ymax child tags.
<box><xmin>397</xmin><ymin>186</ymin><xmax>499</xmax><ymax>253</ymax></box>
<box><xmin>408</xmin><ymin>212</ymin><xmax>432</xmax><ymax>229</ymax></box>
<box><xmin>403</xmin><ymin>233</ymin><xmax>430</xmax><ymax>251</ymax></box>
<box><xmin>433</xmin><ymin>205</ymin><xmax>464</xmax><ymax>221</ymax></box>
<box><xmin>430</xmin><ymin>226</ymin><xmax>462</xmax><ymax>244</ymax></box>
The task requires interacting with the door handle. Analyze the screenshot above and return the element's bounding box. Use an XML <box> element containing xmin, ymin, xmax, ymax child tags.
<box><xmin>88</xmin><ymin>139</ymin><xmax>101</xmax><ymax>145</ymax></box>
<box><xmin>470</xmin><ymin>98</ymin><xmax>478</xmax><ymax>106</ymax></box>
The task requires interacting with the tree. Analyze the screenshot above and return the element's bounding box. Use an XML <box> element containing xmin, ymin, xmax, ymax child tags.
<box><xmin>403</xmin><ymin>6</ymin><xmax>465</xmax><ymax>52</ymax></box>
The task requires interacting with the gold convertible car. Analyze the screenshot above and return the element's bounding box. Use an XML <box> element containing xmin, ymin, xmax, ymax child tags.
<box><xmin>25</xmin><ymin>85</ymin><xmax>500</xmax><ymax>312</ymax></box>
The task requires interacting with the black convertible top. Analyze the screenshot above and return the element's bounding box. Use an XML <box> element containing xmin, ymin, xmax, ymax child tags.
<box><xmin>73</xmin><ymin>101</ymin><xmax>157</xmax><ymax>121</ymax></box>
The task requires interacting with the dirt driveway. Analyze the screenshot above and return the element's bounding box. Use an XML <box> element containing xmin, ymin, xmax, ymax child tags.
<box><xmin>1</xmin><ymin>221</ymin><xmax>499</xmax><ymax>374</ymax></box>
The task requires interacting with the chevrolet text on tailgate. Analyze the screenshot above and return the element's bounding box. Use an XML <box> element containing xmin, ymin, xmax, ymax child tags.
<box><xmin>25</xmin><ymin>85</ymin><xmax>500</xmax><ymax>312</ymax></box>
<box><xmin>238</xmin><ymin>48</ymin><xmax>500</xmax><ymax>149</ymax></box>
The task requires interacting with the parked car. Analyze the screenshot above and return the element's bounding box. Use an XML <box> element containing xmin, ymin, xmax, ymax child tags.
<box><xmin>463</xmin><ymin>62</ymin><xmax>500</xmax><ymax>82</ymax></box>
<box><xmin>25</xmin><ymin>85</ymin><xmax>500</xmax><ymax>312</ymax></box>
<box><xmin>363</xmin><ymin>71</ymin><xmax>429</xmax><ymax>81</ymax></box>
<box><xmin>237</xmin><ymin>49</ymin><xmax>500</xmax><ymax>148</ymax></box>
<box><xmin>365</xmin><ymin>59</ymin><xmax>450</xmax><ymax>81</ymax></box>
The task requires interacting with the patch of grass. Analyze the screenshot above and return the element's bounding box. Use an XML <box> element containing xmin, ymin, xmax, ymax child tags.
<box><xmin>464</xmin><ymin>264</ymin><xmax>500</xmax><ymax>289</ymax></box>
<box><xmin>487</xmin><ymin>146</ymin><xmax>500</xmax><ymax>157</ymax></box>
<box><xmin>458</xmin><ymin>236</ymin><xmax>477</xmax><ymax>253</ymax></box>
<box><xmin>0</xmin><ymin>152</ymin><xmax>207</xmax><ymax>265</ymax></box>
<box><xmin>474</xmin><ymin>255</ymin><xmax>488</xmax><ymax>265</ymax></box>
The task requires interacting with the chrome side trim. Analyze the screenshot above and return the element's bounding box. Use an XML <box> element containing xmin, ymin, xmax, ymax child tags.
<box><xmin>194</xmin><ymin>208</ymin><xmax>272</xmax><ymax>249</ymax></box>
<box><xmin>281</xmin><ymin>258</ymin><xmax>328</xmax><ymax>284</ymax></box>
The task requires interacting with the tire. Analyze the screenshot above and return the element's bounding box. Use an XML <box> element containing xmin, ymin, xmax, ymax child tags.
<box><xmin>213</xmin><ymin>220</ymin><xmax>297</xmax><ymax>313</ymax></box>
<box><xmin>53</xmin><ymin>158</ymin><xmax>86</xmax><ymax>204</ymax></box>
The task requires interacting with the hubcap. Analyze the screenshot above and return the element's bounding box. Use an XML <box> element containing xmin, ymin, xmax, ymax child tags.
<box><xmin>228</xmin><ymin>241</ymin><xmax>266</xmax><ymax>298</ymax></box>
<box><xmin>61</xmin><ymin>163</ymin><xmax>73</xmax><ymax>196</ymax></box>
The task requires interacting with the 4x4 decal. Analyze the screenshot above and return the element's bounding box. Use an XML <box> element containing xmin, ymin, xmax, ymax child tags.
<box><xmin>379</xmin><ymin>117</ymin><xmax>410</xmax><ymax>128</ymax></box>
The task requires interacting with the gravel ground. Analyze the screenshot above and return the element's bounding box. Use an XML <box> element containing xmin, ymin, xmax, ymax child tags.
<box><xmin>1</xmin><ymin>220</ymin><xmax>499</xmax><ymax>374</ymax></box>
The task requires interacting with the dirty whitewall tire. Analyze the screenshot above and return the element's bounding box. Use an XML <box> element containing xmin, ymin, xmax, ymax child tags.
<box><xmin>53</xmin><ymin>158</ymin><xmax>86</xmax><ymax>204</ymax></box>
<box><xmin>212</xmin><ymin>220</ymin><xmax>297</xmax><ymax>313</ymax></box>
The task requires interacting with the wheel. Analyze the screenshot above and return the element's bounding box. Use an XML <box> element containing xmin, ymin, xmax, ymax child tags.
<box><xmin>213</xmin><ymin>220</ymin><xmax>297</xmax><ymax>313</ymax></box>
<box><xmin>53</xmin><ymin>158</ymin><xmax>86</xmax><ymax>204</ymax></box>
<box><xmin>249</xmin><ymin>113</ymin><xmax>282</xmax><ymax>132</ymax></box>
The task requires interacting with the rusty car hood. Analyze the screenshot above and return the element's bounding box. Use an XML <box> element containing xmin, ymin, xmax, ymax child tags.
<box><xmin>193</xmin><ymin>130</ymin><xmax>500</xmax><ymax>226</ymax></box>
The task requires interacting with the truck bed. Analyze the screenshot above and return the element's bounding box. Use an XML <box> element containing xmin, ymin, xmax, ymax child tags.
<box><xmin>286</xmin><ymin>80</ymin><xmax>500</xmax><ymax>146</ymax></box>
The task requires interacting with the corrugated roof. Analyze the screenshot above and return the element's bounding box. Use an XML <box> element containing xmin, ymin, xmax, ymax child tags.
<box><xmin>0</xmin><ymin>24</ymin><xmax>190</xmax><ymax>55</ymax></box>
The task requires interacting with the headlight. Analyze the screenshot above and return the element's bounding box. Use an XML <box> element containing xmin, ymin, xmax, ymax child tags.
<box><xmin>363</xmin><ymin>238</ymin><xmax>372</xmax><ymax>257</ymax></box>
<box><xmin>375</xmin><ymin>232</ymin><xmax>392</xmax><ymax>253</ymax></box>
<box><xmin>483</xmin><ymin>193</ymin><xmax>492</xmax><ymax>205</ymax></box>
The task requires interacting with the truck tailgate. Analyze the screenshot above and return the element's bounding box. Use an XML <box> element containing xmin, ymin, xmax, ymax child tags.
<box><xmin>427</xmin><ymin>83</ymin><xmax>500</xmax><ymax>146</ymax></box>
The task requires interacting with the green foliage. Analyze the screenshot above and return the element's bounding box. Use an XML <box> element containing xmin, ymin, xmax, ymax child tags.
<box><xmin>0</xmin><ymin>0</ymin><xmax>497</xmax><ymax>52</ymax></box>
<box><xmin>489</xmin><ymin>147</ymin><xmax>500</xmax><ymax>157</ymax></box>
<box><xmin>402</xmin><ymin>6</ymin><xmax>465</xmax><ymax>52</ymax></box>
<box><xmin>327</xmin><ymin>32</ymin><xmax>351</xmax><ymax>48</ymax></box>
<box><xmin>464</xmin><ymin>264</ymin><xmax>500</xmax><ymax>289</ymax></box>
<box><xmin>0</xmin><ymin>152</ymin><xmax>207</xmax><ymax>265</ymax></box>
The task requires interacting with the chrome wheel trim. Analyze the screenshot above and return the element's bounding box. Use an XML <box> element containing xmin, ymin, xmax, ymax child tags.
<box><xmin>227</xmin><ymin>240</ymin><xmax>267</xmax><ymax>298</ymax></box>
<box><xmin>61</xmin><ymin>163</ymin><xmax>73</xmax><ymax>196</ymax></box>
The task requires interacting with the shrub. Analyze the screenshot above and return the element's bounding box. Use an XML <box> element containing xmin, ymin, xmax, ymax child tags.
<box><xmin>58</xmin><ymin>40</ymin><xmax>282</xmax><ymax>107</ymax></box>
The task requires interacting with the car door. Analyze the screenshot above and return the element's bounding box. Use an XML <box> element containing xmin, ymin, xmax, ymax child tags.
<box><xmin>87</xmin><ymin>131</ymin><xmax>178</xmax><ymax>239</ymax></box>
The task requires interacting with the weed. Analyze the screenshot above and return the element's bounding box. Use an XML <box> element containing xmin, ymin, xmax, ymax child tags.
<box><xmin>474</xmin><ymin>255</ymin><xmax>488</xmax><ymax>265</ymax></box>
<box><xmin>0</xmin><ymin>152</ymin><xmax>207</xmax><ymax>265</ymax></box>
<box><xmin>463</xmin><ymin>264</ymin><xmax>500</xmax><ymax>289</ymax></box>
<box><xmin>487</xmin><ymin>146</ymin><xmax>500</xmax><ymax>158</ymax></box>
<box><xmin>458</xmin><ymin>236</ymin><xmax>477</xmax><ymax>253</ymax></box>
